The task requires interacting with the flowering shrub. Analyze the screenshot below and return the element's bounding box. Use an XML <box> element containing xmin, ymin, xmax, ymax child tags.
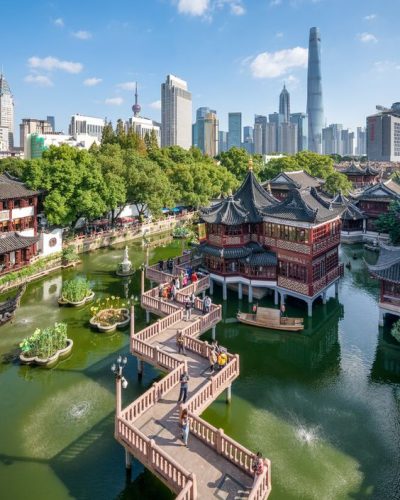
<box><xmin>61</xmin><ymin>278</ymin><xmax>92</xmax><ymax>302</ymax></box>
<box><xmin>20</xmin><ymin>323</ymin><xmax>68</xmax><ymax>358</ymax></box>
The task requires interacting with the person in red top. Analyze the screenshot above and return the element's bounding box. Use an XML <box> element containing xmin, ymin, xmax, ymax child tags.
<box><xmin>191</xmin><ymin>271</ymin><xmax>198</xmax><ymax>283</ymax></box>
<box><xmin>252</xmin><ymin>451</ymin><xmax>264</xmax><ymax>486</ymax></box>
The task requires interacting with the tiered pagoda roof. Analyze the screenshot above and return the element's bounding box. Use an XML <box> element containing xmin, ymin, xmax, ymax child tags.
<box><xmin>262</xmin><ymin>187</ymin><xmax>343</xmax><ymax>223</ymax></box>
<box><xmin>200</xmin><ymin>170</ymin><xmax>277</xmax><ymax>225</ymax></box>
<box><xmin>331</xmin><ymin>192</ymin><xmax>366</xmax><ymax>221</ymax></box>
<box><xmin>367</xmin><ymin>244</ymin><xmax>400</xmax><ymax>283</ymax></box>
<box><xmin>0</xmin><ymin>172</ymin><xmax>39</xmax><ymax>200</ymax></box>
<box><xmin>266</xmin><ymin>170</ymin><xmax>325</xmax><ymax>191</ymax></box>
<box><xmin>196</xmin><ymin>241</ymin><xmax>277</xmax><ymax>265</ymax></box>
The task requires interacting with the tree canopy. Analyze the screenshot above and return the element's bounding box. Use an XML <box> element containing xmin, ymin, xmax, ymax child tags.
<box><xmin>375</xmin><ymin>200</ymin><xmax>400</xmax><ymax>244</ymax></box>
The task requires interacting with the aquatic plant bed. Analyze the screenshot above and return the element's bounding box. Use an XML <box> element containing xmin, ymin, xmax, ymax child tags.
<box><xmin>58</xmin><ymin>291</ymin><xmax>94</xmax><ymax>307</ymax></box>
<box><xmin>19</xmin><ymin>322</ymin><xmax>73</xmax><ymax>368</ymax></box>
<box><xmin>58</xmin><ymin>277</ymin><xmax>94</xmax><ymax>306</ymax></box>
<box><xmin>89</xmin><ymin>308</ymin><xmax>130</xmax><ymax>332</ymax></box>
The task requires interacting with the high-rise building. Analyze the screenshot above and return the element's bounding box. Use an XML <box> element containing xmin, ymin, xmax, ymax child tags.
<box><xmin>356</xmin><ymin>127</ymin><xmax>367</xmax><ymax>156</ymax></box>
<box><xmin>218</xmin><ymin>131</ymin><xmax>228</xmax><ymax>153</ymax></box>
<box><xmin>242</xmin><ymin>125</ymin><xmax>254</xmax><ymax>153</ymax></box>
<box><xmin>322</xmin><ymin>124</ymin><xmax>343</xmax><ymax>155</ymax></box>
<box><xmin>228</xmin><ymin>112</ymin><xmax>242</xmax><ymax>149</ymax></box>
<box><xmin>203</xmin><ymin>112</ymin><xmax>219</xmax><ymax>157</ymax></box>
<box><xmin>307</xmin><ymin>27</ymin><xmax>324</xmax><ymax>154</ymax></box>
<box><xmin>367</xmin><ymin>103</ymin><xmax>400</xmax><ymax>162</ymax></box>
<box><xmin>0</xmin><ymin>126</ymin><xmax>9</xmax><ymax>151</ymax></box>
<box><xmin>341</xmin><ymin>129</ymin><xmax>354</xmax><ymax>156</ymax></box>
<box><xmin>254</xmin><ymin>115</ymin><xmax>267</xmax><ymax>154</ymax></box>
<box><xmin>69</xmin><ymin>114</ymin><xmax>105</xmax><ymax>140</ymax></box>
<box><xmin>20</xmin><ymin>118</ymin><xmax>53</xmax><ymax>149</ymax></box>
<box><xmin>161</xmin><ymin>75</ymin><xmax>192</xmax><ymax>149</ymax></box>
<box><xmin>0</xmin><ymin>73</ymin><xmax>14</xmax><ymax>149</ymax></box>
<box><xmin>279</xmin><ymin>122</ymin><xmax>298</xmax><ymax>154</ymax></box>
<box><xmin>268</xmin><ymin>113</ymin><xmax>283</xmax><ymax>152</ymax></box>
<box><xmin>290</xmin><ymin>113</ymin><xmax>308</xmax><ymax>151</ymax></box>
<box><xmin>193</xmin><ymin>107</ymin><xmax>216</xmax><ymax>151</ymax></box>
<box><xmin>126</xmin><ymin>85</ymin><xmax>161</xmax><ymax>146</ymax></box>
<box><xmin>46</xmin><ymin>116</ymin><xmax>55</xmax><ymax>131</ymax></box>
<box><xmin>265</xmin><ymin>123</ymin><xmax>277</xmax><ymax>154</ymax></box>
<box><xmin>279</xmin><ymin>85</ymin><xmax>290</xmax><ymax>123</ymax></box>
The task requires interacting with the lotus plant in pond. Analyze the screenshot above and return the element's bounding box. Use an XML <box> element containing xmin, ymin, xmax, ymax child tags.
<box><xmin>59</xmin><ymin>277</ymin><xmax>94</xmax><ymax>306</ymax></box>
<box><xmin>89</xmin><ymin>296</ymin><xmax>132</xmax><ymax>332</ymax></box>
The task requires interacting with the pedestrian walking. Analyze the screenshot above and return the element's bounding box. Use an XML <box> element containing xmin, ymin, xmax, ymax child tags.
<box><xmin>158</xmin><ymin>284</ymin><xmax>163</xmax><ymax>300</ymax></box>
<box><xmin>158</xmin><ymin>259</ymin><xmax>164</xmax><ymax>271</ymax></box>
<box><xmin>217</xmin><ymin>349</ymin><xmax>228</xmax><ymax>370</ymax></box>
<box><xmin>184</xmin><ymin>296</ymin><xmax>192</xmax><ymax>321</ymax></box>
<box><xmin>170</xmin><ymin>283</ymin><xmax>177</xmax><ymax>301</ymax></box>
<box><xmin>177</xmin><ymin>331</ymin><xmax>186</xmax><ymax>355</ymax></box>
<box><xmin>179</xmin><ymin>271</ymin><xmax>184</xmax><ymax>288</ymax></box>
<box><xmin>178</xmin><ymin>371</ymin><xmax>190</xmax><ymax>403</ymax></box>
<box><xmin>189</xmin><ymin>292</ymin><xmax>195</xmax><ymax>309</ymax></box>
<box><xmin>252</xmin><ymin>452</ymin><xmax>264</xmax><ymax>486</ymax></box>
<box><xmin>208</xmin><ymin>347</ymin><xmax>217</xmax><ymax>374</ymax></box>
<box><xmin>191</xmin><ymin>271</ymin><xmax>198</xmax><ymax>283</ymax></box>
<box><xmin>182</xmin><ymin>274</ymin><xmax>188</xmax><ymax>287</ymax></box>
<box><xmin>203</xmin><ymin>296</ymin><xmax>211</xmax><ymax>315</ymax></box>
<box><xmin>175</xmin><ymin>278</ymin><xmax>180</xmax><ymax>291</ymax></box>
<box><xmin>181</xmin><ymin>409</ymin><xmax>191</xmax><ymax>447</ymax></box>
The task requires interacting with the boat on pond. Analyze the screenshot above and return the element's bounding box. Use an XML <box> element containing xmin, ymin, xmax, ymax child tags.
<box><xmin>237</xmin><ymin>306</ymin><xmax>304</xmax><ymax>332</ymax></box>
<box><xmin>0</xmin><ymin>285</ymin><xmax>26</xmax><ymax>326</ymax></box>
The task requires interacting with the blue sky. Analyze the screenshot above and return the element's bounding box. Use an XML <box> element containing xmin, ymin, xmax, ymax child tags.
<box><xmin>2</xmin><ymin>0</ymin><xmax>400</xmax><ymax>139</ymax></box>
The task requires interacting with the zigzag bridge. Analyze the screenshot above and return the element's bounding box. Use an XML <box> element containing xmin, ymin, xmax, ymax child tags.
<box><xmin>115</xmin><ymin>253</ymin><xmax>272</xmax><ymax>499</ymax></box>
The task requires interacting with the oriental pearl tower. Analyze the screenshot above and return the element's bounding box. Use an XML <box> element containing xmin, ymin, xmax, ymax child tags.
<box><xmin>132</xmin><ymin>82</ymin><xmax>141</xmax><ymax>117</ymax></box>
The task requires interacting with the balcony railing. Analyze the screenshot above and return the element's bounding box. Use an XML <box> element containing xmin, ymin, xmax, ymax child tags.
<box><xmin>278</xmin><ymin>263</ymin><xmax>344</xmax><ymax>297</ymax></box>
<box><xmin>207</xmin><ymin>234</ymin><xmax>251</xmax><ymax>247</ymax></box>
<box><xmin>312</xmin><ymin>233</ymin><xmax>340</xmax><ymax>255</ymax></box>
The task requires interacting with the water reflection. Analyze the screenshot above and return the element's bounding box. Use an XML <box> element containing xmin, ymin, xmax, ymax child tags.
<box><xmin>371</xmin><ymin>327</ymin><xmax>400</xmax><ymax>382</ymax></box>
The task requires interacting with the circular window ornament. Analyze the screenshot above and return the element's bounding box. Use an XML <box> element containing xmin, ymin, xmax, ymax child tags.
<box><xmin>49</xmin><ymin>237</ymin><xmax>57</xmax><ymax>248</ymax></box>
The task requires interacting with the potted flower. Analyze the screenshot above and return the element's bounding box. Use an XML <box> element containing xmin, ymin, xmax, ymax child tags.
<box><xmin>58</xmin><ymin>277</ymin><xmax>94</xmax><ymax>306</ymax></box>
<box><xmin>19</xmin><ymin>322</ymin><xmax>73</xmax><ymax>368</ymax></box>
<box><xmin>89</xmin><ymin>296</ymin><xmax>130</xmax><ymax>333</ymax></box>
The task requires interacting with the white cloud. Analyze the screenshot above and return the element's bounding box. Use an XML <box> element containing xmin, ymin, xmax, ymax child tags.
<box><xmin>28</xmin><ymin>56</ymin><xmax>83</xmax><ymax>74</ymax></box>
<box><xmin>285</xmin><ymin>74</ymin><xmax>299</xmax><ymax>88</ymax></box>
<box><xmin>230</xmin><ymin>3</ymin><xmax>245</xmax><ymax>15</ymax></box>
<box><xmin>373</xmin><ymin>60</ymin><xmax>400</xmax><ymax>73</ymax></box>
<box><xmin>53</xmin><ymin>18</ymin><xmax>64</xmax><ymax>27</ymax></box>
<box><xmin>364</xmin><ymin>14</ymin><xmax>376</xmax><ymax>21</ymax></box>
<box><xmin>150</xmin><ymin>100</ymin><xmax>162</xmax><ymax>110</ymax></box>
<box><xmin>116</xmin><ymin>81</ymin><xmax>137</xmax><ymax>91</ymax></box>
<box><xmin>105</xmin><ymin>97</ymin><xmax>124</xmax><ymax>105</ymax></box>
<box><xmin>24</xmin><ymin>74</ymin><xmax>53</xmax><ymax>87</ymax></box>
<box><xmin>72</xmin><ymin>30</ymin><xmax>92</xmax><ymax>40</ymax></box>
<box><xmin>358</xmin><ymin>32</ymin><xmax>378</xmax><ymax>43</ymax></box>
<box><xmin>248</xmin><ymin>46</ymin><xmax>308</xmax><ymax>79</ymax></box>
<box><xmin>275</xmin><ymin>31</ymin><xmax>284</xmax><ymax>38</ymax></box>
<box><xmin>177</xmin><ymin>0</ymin><xmax>210</xmax><ymax>16</ymax></box>
<box><xmin>269</xmin><ymin>0</ymin><xmax>282</xmax><ymax>6</ymax></box>
<box><xmin>84</xmin><ymin>77</ymin><xmax>102</xmax><ymax>86</ymax></box>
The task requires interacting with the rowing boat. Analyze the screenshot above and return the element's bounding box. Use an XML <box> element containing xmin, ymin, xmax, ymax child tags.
<box><xmin>237</xmin><ymin>306</ymin><xmax>304</xmax><ymax>332</ymax></box>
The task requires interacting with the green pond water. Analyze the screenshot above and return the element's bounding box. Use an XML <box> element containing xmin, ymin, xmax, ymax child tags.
<box><xmin>0</xmin><ymin>240</ymin><xmax>399</xmax><ymax>500</ymax></box>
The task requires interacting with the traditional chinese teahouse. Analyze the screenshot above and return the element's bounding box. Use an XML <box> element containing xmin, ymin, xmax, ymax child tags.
<box><xmin>197</xmin><ymin>165</ymin><xmax>344</xmax><ymax>316</ymax></box>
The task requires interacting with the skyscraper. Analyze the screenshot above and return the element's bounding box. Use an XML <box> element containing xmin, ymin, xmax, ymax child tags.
<box><xmin>204</xmin><ymin>112</ymin><xmax>219</xmax><ymax>157</ymax></box>
<box><xmin>307</xmin><ymin>27</ymin><xmax>324</xmax><ymax>154</ymax></box>
<box><xmin>126</xmin><ymin>86</ymin><xmax>161</xmax><ymax>146</ymax></box>
<box><xmin>0</xmin><ymin>73</ymin><xmax>14</xmax><ymax>149</ymax></box>
<box><xmin>279</xmin><ymin>84</ymin><xmax>290</xmax><ymax>123</ymax></box>
<box><xmin>367</xmin><ymin>103</ymin><xmax>400</xmax><ymax>162</ymax></box>
<box><xmin>356</xmin><ymin>127</ymin><xmax>367</xmax><ymax>156</ymax></box>
<box><xmin>193</xmin><ymin>107</ymin><xmax>216</xmax><ymax>151</ymax></box>
<box><xmin>254</xmin><ymin>115</ymin><xmax>267</xmax><ymax>154</ymax></box>
<box><xmin>243</xmin><ymin>125</ymin><xmax>254</xmax><ymax>153</ymax></box>
<box><xmin>218</xmin><ymin>131</ymin><xmax>228</xmax><ymax>153</ymax></box>
<box><xmin>228</xmin><ymin>112</ymin><xmax>242</xmax><ymax>149</ymax></box>
<box><xmin>290</xmin><ymin>113</ymin><xmax>308</xmax><ymax>151</ymax></box>
<box><xmin>161</xmin><ymin>75</ymin><xmax>192</xmax><ymax>149</ymax></box>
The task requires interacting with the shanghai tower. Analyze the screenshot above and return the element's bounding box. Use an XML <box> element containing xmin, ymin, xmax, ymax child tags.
<box><xmin>307</xmin><ymin>27</ymin><xmax>323</xmax><ymax>153</ymax></box>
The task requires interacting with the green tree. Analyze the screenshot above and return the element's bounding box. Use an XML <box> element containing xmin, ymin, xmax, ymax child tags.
<box><xmin>323</xmin><ymin>171</ymin><xmax>352</xmax><ymax>195</ymax></box>
<box><xmin>0</xmin><ymin>157</ymin><xmax>26</xmax><ymax>178</ymax></box>
<box><xmin>375</xmin><ymin>200</ymin><xmax>400</xmax><ymax>244</ymax></box>
<box><xmin>101</xmin><ymin>121</ymin><xmax>115</xmax><ymax>145</ymax></box>
<box><xmin>216</xmin><ymin>147</ymin><xmax>262</xmax><ymax>181</ymax></box>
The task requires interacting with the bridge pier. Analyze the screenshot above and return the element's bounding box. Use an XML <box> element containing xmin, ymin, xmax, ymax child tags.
<box><xmin>125</xmin><ymin>448</ymin><xmax>132</xmax><ymax>471</ymax></box>
<box><xmin>137</xmin><ymin>358</ymin><xmax>144</xmax><ymax>380</ymax></box>
<box><xmin>209</xmin><ymin>278</ymin><xmax>214</xmax><ymax>295</ymax></box>
<box><xmin>248</xmin><ymin>284</ymin><xmax>253</xmax><ymax>303</ymax></box>
<box><xmin>335</xmin><ymin>281</ymin><xmax>339</xmax><ymax>297</ymax></box>
<box><xmin>238</xmin><ymin>283</ymin><xmax>243</xmax><ymax>300</ymax></box>
<box><xmin>322</xmin><ymin>291</ymin><xmax>327</xmax><ymax>305</ymax></box>
<box><xmin>146</xmin><ymin>310</ymin><xmax>150</xmax><ymax>324</ymax></box>
<box><xmin>212</xmin><ymin>325</ymin><xmax>216</xmax><ymax>341</ymax></box>
<box><xmin>222</xmin><ymin>281</ymin><xmax>227</xmax><ymax>301</ymax></box>
<box><xmin>274</xmin><ymin>289</ymin><xmax>279</xmax><ymax>305</ymax></box>
<box><xmin>226</xmin><ymin>384</ymin><xmax>232</xmax><ymax>404</ymax></box>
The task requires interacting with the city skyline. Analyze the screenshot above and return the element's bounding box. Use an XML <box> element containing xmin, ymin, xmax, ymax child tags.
<box><xmin>1</xmin><ymin>0</ymin><xmax>399</xmax><ymax>140</ymax></box>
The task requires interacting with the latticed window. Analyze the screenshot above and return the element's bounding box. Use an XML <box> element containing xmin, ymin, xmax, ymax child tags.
<box><xmin>225</xmin><ymin>225</ymin><xmax>242</xmax><ymax>236</ymax></box>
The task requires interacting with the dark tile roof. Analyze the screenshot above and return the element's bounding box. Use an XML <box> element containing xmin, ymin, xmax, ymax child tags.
<box><xmin>342</xmin><ymin>162</ymin><xmax>365</xmax><ymax>175</ymax></box>
<box><xmin>357</xmin><ymin>181</ymin><xmax>400</xmax><ymax>201</ymax></box>
<box><xmin>331</xmin><ymin>192</ymin><xmax>366</xmax><ymax>220</ymax></box>
<box><xmin>267</xmin><ymin>170</ymin><xmax>325</xmax><ymax>191</ymax></box>
<box><xmin>262</xmin><ymin>187</ymin><xmax>342</xmax><ymax>223</ymax></box>
<box><xmin>364</xmin><ymin>165</ymin><xmax>380</xmax><ymax>176</ymax></box>
<box><xmin>0</xmin><ymin>172</ymin><xmax>39</xmax><ymax>200</ymax></box>
<box><xmin>233</xmin><ymin>170</ymin><xmax>277</xmax><ymax>222</ymax></box>
<box><xmin>367</xmin><ymin>244</ymin><xmax>400</xmax><ymax>283</ymax></box>
<box><xmin>197</xmin><ymin>241</ymin><xmax>277</xmax><ymax>266</ymax></box>
<box><xmin>0</xmin><ymin>232</ymin><xmax>39</xmax><ymax>254</ymax></box>
<box><xmin>200</xmin><ymin>170</ymin><xmax>277</xmax><ymax>224</ymax></box>
<box><xmin>200</xmin><ymin>197</ymin><xmax>249</xmax><ymax>225</ymax></box>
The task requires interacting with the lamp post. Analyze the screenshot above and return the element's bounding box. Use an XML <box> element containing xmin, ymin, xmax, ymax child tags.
<box><xmin>140</xmin><ymin>263</ymin><xmax>146</xmax><ymax>296</ymax></box>
<box><xmin>112</xmin><ymin>355</ymin><xmax>131</xmax><ymax>472</ymax></box>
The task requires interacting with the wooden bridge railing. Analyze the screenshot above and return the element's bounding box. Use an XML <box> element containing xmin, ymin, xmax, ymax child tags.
<box><xmin>116</xmin><ymin>253</ymin><xmax>271</xmax><ymax>500</ymax></box>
